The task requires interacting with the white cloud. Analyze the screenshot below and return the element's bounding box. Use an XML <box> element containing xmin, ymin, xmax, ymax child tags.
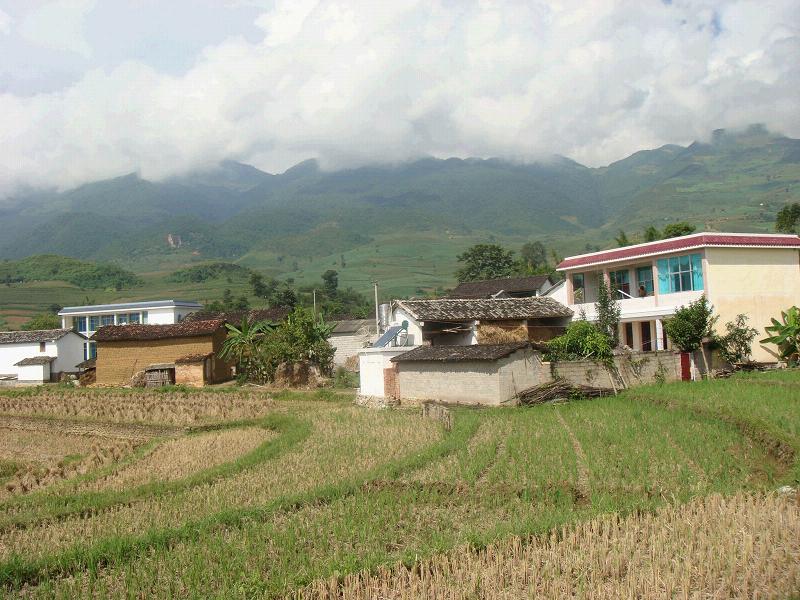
<box><xmin>0</xmin><ymin>0</ymin><xmax>798</xmax><ymax>195</ymax></box>
<box><xmin>19</xmin><ymin>0</ymin><xmax>96</xmax><ymax>58</ymax></box>
<box><xmin>0</xmin><ymin>9</ymin><xmax>11</xmax><ymax>35</ymax></box>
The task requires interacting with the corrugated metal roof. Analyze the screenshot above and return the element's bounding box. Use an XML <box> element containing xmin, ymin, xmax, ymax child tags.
<box><xmin>557</xmin><ymin>232</ymin><xmax>800</xmax><ymax>270</ymax></box>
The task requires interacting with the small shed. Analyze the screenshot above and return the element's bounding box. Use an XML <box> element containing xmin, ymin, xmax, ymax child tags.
<box><xmin>14</xmin><ymin>356</ymin><xmax>56</xmax><ymax>384</ymax></box>
<box><xmin>330</xmin><ymin>319</ymin><xmax>378</xmax><ymax>368</ymax></box>
<box><xmin>388</xmin><ymin>342</ymin><xmax>544</xmax><ymax>406</ymax></box>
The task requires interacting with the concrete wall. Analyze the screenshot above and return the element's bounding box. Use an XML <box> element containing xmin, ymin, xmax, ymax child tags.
<box><xmin>0</xmin><ymin>334</ymin><xmax>83</xmax><ymax>377</ymax></box>
<box><xmin>0</xmin><ymin>342</ymin><xmax>43</xmax><ymax>376</ymax></box>
<box><xmin>396</xmin><ymin>348</ymin><xmax>540</xmax><ymax>406</ymax></box>
<box><xmin>16</xmin><ymin>363</ymin><xmax>50</xmax><ymax>384</ymax></box>
<box><xmin>357</xmin><ymin>347</ymin><xmax>411</xmax><ymax>397</ymax></box>
<box><xmin>331</xmin><ymin>332</ymin><xmax>375</xmax><ymax>367</ymax></box>
<box><xmin>390</xmin><ymin>307</ymin><xmax>424</xmax><ymax>346</ymax></box>
<box><xmin>705</xmin><ymin>246</ymin><xmax>800</xmax><ymax>362</ymax></box>
<box><xmin>546</xmin><ymin>351</ymin><xmax>683</xmax><ymax>388</ymax></box>
<box><xmin>397</xmin><ymin>360</ymin><xmax>501</xmax><ymax>405</ymax></box>
<box><xmin>51</xmin><ymin>334</ymin><xmax>85</xmax><ymax>374</ymax></box>
<box><xmin>96</xmin><ymin>331</ymin><xmax>230</xmax><ymax>386</ymax></box>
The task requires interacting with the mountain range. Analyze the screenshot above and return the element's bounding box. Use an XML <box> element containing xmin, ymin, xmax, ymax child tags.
<box><xmin>0</xmin><ymin>125</ymin><xmax>797</xmax><ymax>288</ymax></box>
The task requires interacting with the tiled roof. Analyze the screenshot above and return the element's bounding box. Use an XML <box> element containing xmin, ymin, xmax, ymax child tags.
<box><xmin>175</xmin><ymin>353</ymin><xmax>212</xmax><ymax>364</ymax></box>
<box><xmin>0</xmin><ymin>329</ymin><xmax>76</xmax><ymax>344</ymax></box>
<box><xmin>76</xmin><ymin>358</ymin><xmax>96</xmax><ymax>369</ymax></box>
<box><xmin>331</xmin><ymin>319</ymin><xmax>376</xmax><ymax>334</ymax></box>
<box><xmin>557</xmin><ymin>232</ymin><xmax>800</xmax><ymax>270</ymax></box>
<box><xmin>396</xmin><ymin>297</ymin><xmax>572</xmax><ymax>322</ymax></box>
<box><xmin>391</xmin><ymin>342</ymin><xmax>530</xmax><ymax>362</ymax></box>
<box><xmin>92</xmin><ymin>319</ymin><xmax>225</xmax><ymax>342</ymax></box>
<box><xmin>59</xmin><ymin>300</ymin><xmax>201</xmax><ymax>315</ymax></box>
<box><xmin>15</xmin><ymin>356</ymin><xmax>56</xmax><ymax>366</ymax></box>
<box><xmin>450</xmin><ymin>275</ymin><xmax>552</xmax><ymax>298</ymax></box>
<box><xmin>184</xmin><ymin>308</ymin><xmax>290</xmax><ymax>323</ymax></box>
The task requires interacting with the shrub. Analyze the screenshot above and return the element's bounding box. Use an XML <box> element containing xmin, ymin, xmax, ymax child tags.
<box><xmin>663</xmin><ymin>295</ymin><xmax>717</xmax><ymax>353</ymax></box>
<box><xmin>716</xmin><ymin>314</ymin><xmax>758</xmax><ymax>364</ymax></box>
<box><xmin>761</xmin><ymin>306</ymin><xmax>800</xmax><ymax>365</ymax></box>
<box><xmin>546</xmin><ymin>320</ymin><xmax>614</xmax><ymax>364</ymax></box>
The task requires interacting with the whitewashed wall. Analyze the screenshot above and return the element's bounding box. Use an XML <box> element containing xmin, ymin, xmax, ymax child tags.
<box><xmin>0</xmin><ymin>343</ymin><xmax>41</xmax><ymax>376</ymax></box>
<box><xmin>331</xmin><ymin>332</ymin><xmax>376</xmax><ymax>367</ymax></box>
<box><xmin>357</xmin><ymin>347</ymin><xmax>413</xmax><ymax>397</ymax></box>
<box><xmin>17</xmin><ymin>363</ymin><xmax>49</xmax><ymax>383</ymax></box>
<box><xmin>52</xmin><ymin>334</ymin><xmax>86</xmax><ymax>373</ymax></box>
<box><xmin>390</xmin><ymin>307</ymin><xmax>423</xmax><ymax>346</ymax></box>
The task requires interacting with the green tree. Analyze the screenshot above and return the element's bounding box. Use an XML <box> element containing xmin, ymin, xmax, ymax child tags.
<box><xmin>595</xmin><ymin>280</ymin><xmax>621</xmax><ymax>348</ymax></box>
<box><xmin>644</xmin><ymin>226</ymin><xmax>661</xmax><ymax>242</ymax></box>
<box><xmin>221</xmin><ymin>289</ymin><xmax>234</xmax><ymax>309</ymax></box>
<box><xmin>662</xmin><ymin>222</ymin><xmax>696</xmax><ymax>238</ymax></box>
<box><xmin>761</xmin><ymin>306</ymin><xmax>800</xmax><ymax>365</ymax></box>
<box><xmin>775</xmin><ymin>203</ymin><xmax>800</xmax><ymax>234</ymax></box>
<box><xmin>663</xmin><ymin>295</ymin><xmax>717</xmax><ymax>376</ymax></box>
<box><xmin>250</xmin><ymin>272</ymin><xmax>268</xmax><ymax>298</ymax></box>
<box><xmin>21</xmin><ymin>313</ymin><xmax>61</xmax><ymax>330</ymax></box>
<box><xmin>456</xmin><ymin>244</ymin><xmax>516</xmax><ymax>282</ymax></box>
<box><xmin>716</xmin><ymin>314</ymin><xmax>758</xmax><ymax>364</ymax></box>
<box><xmin>614</xmin><ymin>230</ymin><xmax>631</xmax><ymax>247</ymax></box>
<box><xmin>219</xmin><ymin>317</ymin><xmax>275</xmax><ymax>382</ymax></box>
<box><xmin>272</xmin><ymin>285</ymin><xmax>297</xmax><ymax>309</ymax></box>
<box><xmin>321</xmin><ymin>270</ymin><xmax>339</xmax><ymax>296</ymax></box>
<box><xmin>520</xmin><ymin>241</ymin><xmax>548</xmax><ymax>271</ymax></box>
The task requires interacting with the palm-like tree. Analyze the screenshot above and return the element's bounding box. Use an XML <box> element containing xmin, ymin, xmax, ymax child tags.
<box><xmin>219</xmin><ymin>317</ymin><xmax>275</xmax><ymax>381</ymax></box>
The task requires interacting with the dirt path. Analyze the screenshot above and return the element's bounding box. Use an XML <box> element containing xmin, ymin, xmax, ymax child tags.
<box><xmin>555</xmin><ymin>409</ymin><xmax>591</xmax><ymax>502</ymax></box>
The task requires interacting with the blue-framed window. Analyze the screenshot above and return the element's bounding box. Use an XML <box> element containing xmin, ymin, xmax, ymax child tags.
<box><xmin>636</xmin><ymin>266</ymin><xmax>654</xmax><ymax>296</ymax></box>
<box><xmin>117</xmin><ymin>314</ymin><xmax>128</xmax><ymax>325</ymax></box>
<box><xmin>657</xmin><ymin>254</ymin><xmax>703</xmax><ymax>294</ymax></box>
<box><xmin>83</xmin><ymin>342</ymin><xmax>97</xmax><ymax>360</ymax></box>
<box><xmin>609</xmin><ymin>269</ymin><xmax>631</xmax><ymax>299</ymax></box>
<box><xmin>89</xmin><ymin>316</ymin><xmax>100</xmax><ymax>331</ymax></box>
<box><xmin>128</xmin><ymin>312</ymin><xmax>141</xmax><ymax>324</ymax></box>
<box><xmin>101</xmin><ymin>314</ymin><xmax>114</xmax><ymax>327</ymax></box>
<box><xmin>76</xmin><ymin>317</ymin><xmax>88</xmax><ymax>333</ymax></box>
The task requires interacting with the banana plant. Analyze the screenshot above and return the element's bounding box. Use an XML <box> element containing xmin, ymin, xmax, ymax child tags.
<box><xmin>761</xmin><ymin>306</ymin><xmax>800</xmax><ymax>365</ymax></box>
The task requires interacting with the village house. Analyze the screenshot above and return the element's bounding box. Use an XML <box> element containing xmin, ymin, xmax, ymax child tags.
<box><xmin>449</xmin><ymin>275</ymin><xmax>557</xmax><ymax>299</ymax></box>
<box><xmin>329</xmin><ymin>319</ymin><xmax>378</xmax><ymax>367</ymax></box>
<box><xmin>0</xmin><ymin>329</ymin><xmax>85</xmax><ymax>384</ymax></box>
<box><xmin>388</xmin><ymin>342</ymin><xmax>542</xmax><ymax>406</ymax></box>
<box><xmin>92</xmin><ymin>319</ymin><xmax>232</xmax><ymax>387</ymax></box>
<box><xmin>59</xmin><ymin>300</ymin><xmax>203</xmax><ymax>362</ymax></box>
<box><xmin>557</xmin><ymin>232</ymin><xmax>800</xmax><ymax>362</ymax></box>
<box><xmin>386</xmin><ymin>297</ymin><xmax>573</xmax><ymax>347</ymax></box>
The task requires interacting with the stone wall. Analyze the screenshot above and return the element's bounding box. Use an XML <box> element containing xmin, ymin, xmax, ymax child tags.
<box><xmin>545</xmin><ymin>351</ymin><xmax>682</xmax><ymax>389</ymax></box>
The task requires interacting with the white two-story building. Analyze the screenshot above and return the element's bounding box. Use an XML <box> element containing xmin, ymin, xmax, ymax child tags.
<box><xmin>58</xmin><ymin>300</ymin><xmax>202</xmax><ymax>360</ymax></box>
<box><xmin>556</xmin><ymin>232</ymin><xmax>800</xmax><ymax>362</ymax></box>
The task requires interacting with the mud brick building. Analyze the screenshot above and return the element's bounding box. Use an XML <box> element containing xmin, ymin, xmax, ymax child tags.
<box><xmin>92</xmin><ymin>319</ymin><xmax>232</xmax><ymax>386</ymax></box>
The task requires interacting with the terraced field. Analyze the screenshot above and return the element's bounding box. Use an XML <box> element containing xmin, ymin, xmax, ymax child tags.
<box><xmin>0</xmin><ymin>372</ymin><xmax>797</xmax><ymax>598</ymax></box>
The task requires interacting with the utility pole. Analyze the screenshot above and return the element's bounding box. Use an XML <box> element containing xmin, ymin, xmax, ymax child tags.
<box><xmin>312</xmin><ymin>289</ymin><xmax>317</xmax><ymax>317</ymax></box>
<box><xmin>373</xmin><ymin>281</ymin><xmax>380</xmax><ymax>333</ymax></box>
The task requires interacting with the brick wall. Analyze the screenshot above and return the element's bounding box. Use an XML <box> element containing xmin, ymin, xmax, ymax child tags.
<box><xmin>96</xmin><ymin>335</ymin><xmax>220</xmax><ymax>386</ymax></box>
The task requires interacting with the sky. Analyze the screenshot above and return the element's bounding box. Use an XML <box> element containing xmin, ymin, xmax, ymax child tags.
<box><xmin>0</xmin><ymin>0</ymin><xmax>798</xmax><ymax>196</ymax></box>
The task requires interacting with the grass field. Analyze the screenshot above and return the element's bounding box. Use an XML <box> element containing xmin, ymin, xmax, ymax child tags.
<box><xmin>0</xmin><ymin>372</ymin><xmax>797</xmax><ymax>598</ymax></box>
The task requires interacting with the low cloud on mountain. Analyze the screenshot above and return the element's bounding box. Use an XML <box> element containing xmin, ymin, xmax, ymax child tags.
<box><xmin>0</xmin><ymin>0</ymin><xmax>798</xmax><ymax>196</ymax></box>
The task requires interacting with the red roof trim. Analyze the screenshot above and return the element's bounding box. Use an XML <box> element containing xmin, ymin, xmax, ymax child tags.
<box><xmin>557</xmin><ymin>233</ymin><xmax>800</xmax><ymax>270</ymax></box>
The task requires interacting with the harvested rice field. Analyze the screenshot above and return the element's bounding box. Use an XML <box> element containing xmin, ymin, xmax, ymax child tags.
<box><xmin>0</xmin><ymin>371</ymin><xmax>798</xmax><ymax>598</ymax></box>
